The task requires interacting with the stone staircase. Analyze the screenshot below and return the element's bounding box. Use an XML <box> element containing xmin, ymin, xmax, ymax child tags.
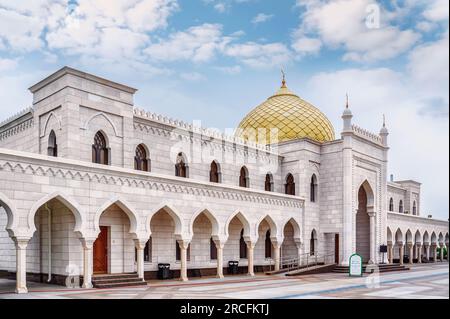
<box><xmin>332</xmin><ymin>263</ymin><xmax>409</xmax><ymax>274</ymax></box>
<box><xmin>92</xmin><ymin>273</ymin><xmax>147</xmax><ymax>289</ymax></box>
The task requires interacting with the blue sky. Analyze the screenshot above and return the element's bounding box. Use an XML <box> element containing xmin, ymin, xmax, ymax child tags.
<box><xmin>0</xmin><ymin>0</ymin><xmax>448</xmax><ymax>219</ymax></box>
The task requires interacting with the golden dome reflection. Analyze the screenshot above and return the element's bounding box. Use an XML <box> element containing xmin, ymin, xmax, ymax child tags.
<box><xmin>236</xmin><ymin>79</ymin><xmax>335</xmax><ymax>145</ymax></box>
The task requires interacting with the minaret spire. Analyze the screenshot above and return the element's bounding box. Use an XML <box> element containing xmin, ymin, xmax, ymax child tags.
<box><xmin>346</xmin><ymin>93</ymin><xmax>349</xmax><ymax>109</ymax></box>
<box><xmin>281</xmin><ymin>68</ymin><xmax>286</xmax><ymax>88</ymax></box>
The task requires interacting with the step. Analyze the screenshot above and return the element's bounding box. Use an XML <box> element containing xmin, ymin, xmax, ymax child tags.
<box><xmin>265</xmin><ymin>262</ymin><xmax>324</xmax><ymax>275</ymax></box>
<box><xmin>285</xmin><ymin>264</ymin><xmax>336</xmax><ymax>276</ymax></box>
<box><xmin>93</xmin><ymin>277</ymin><xmax>144</xmax><ymax>285</ymax></box>
<box><xmin>93</xmin><ymin>273</ymin><xmax>139</xmax><ymax>280</ymax></box>
<box><xmin>94</xmin><ymin>281</ymin><xmax>148</xmax><ymax>289</ymax></box>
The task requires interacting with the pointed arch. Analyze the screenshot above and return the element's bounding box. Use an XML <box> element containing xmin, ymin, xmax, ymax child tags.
<box><xmin>256</xmin><ymin>214</ymin><xmax>279</xmax><ymax>240</ymax></box>
<box><xmin>40</xmin><ymin>111</ymin><xmax>62</xmax><ymax>137</ymax></box>
<box><xmin>357</xmin><ymin>180</ymin><xmax>375</xmax><ymax>209</ymax></box>
<box><xmin>0</xmin><ymin>192</ymin><xmax>17</xmax><ymax>236</ymax></box>
<box><xmin>423</xmin><ymin>231</ymin><xmax>430</xmax><ymax>244</ymax></box>
<box><xmin>431</xmin><ymin>232</ymin><xmax>437</xmax><ymax>244</ymax></box>
<box><xmin>189</xmin><ymin>208</ymin><xmax>221</xmax><ymax>239</ymax></box>
<box><xmin>387</xmin><ymin>227</ymin><xmax>393</xmax><ymax>243</ymax></box>
<box><xmin>265</xmin><ymin>172</ymin><xmax>274</xmax><ymax>192</ymax></box>
<box><xmin>438</xmin><ymin>232</ymin><xmax>444</xmax><ymax>244</ymax></box>
<box><xmin>414</xmin><ymin>230</ymin><xmax>422</xmax><ymax>244</ymax></box>
<box><xmin>405</xmin><ymin>229</ymin><xmax>413</xmax><ymax>243</ymax></box>
<box><xmin>94</xmin><ymin>196</ymin><xmax>140</xmax><ymax>238</ymax></box>
<box><xmin>28</xmin><ymin>191</ymin><xmax>85</xmax><ymax>237</ymax></box>
<box><xmin>225</xmin><ymin>210</ymin><xmax>251</xmax><ymax>238</ymax></box>
<box><xmin>395</xmin><ymin>228</ymin><xmax>404</xmax><ymax>244</ymax></box>
<box><xmin>147</xmin><ymin>203</ymin><xmax>183</xmax><ymax>237</ymax></box>
<box><xmin>282</xmin><ymin>217</ymin><xmax>301</xmax><ymax>242</ymax></box>
<box><xmin>82</xmin><ymin>112</ymin><xmax>121</xmax><ymax>137</ymax></box>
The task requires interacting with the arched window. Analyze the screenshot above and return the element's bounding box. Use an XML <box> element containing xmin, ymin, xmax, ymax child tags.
<box><xmin>92</xmin><ymin>131</ymin><xmax>109</xmax><ymax>165</ymax></box>
<box><xmin>135</xmin><ymin>144</ymin><xmax>150</xmax><ymax>171</ymax></box>
<box><xmin>285</xmin><ymin>173</ymin><xmax>295</xmax><ymax>196</ymax></box>
<box><xmin>239</xmin><ymin>229</ymin><xmax>247</xmax><ymax>259</ymax></box>
<box><xmin>413</xmin><ymin>201</ymin><xmax>417</xmax><ymax>215</ymax></box>
<box><xmin>210</xmin><ymin>238</ymin><xmax>217</xmax><ymax>260</ymax></box>
<box><xmin>310</xmin><ymin>174</ymin><xmax>318</xmax><ymax>202</ymax></box>
<box><xmin>210</xmin><ymin>161</ymin><xmax>220</xmax><ymax>183</ymax></box>
<box><xmin>265</xmin><ymin>173</ymin><xmax>273</xmax><ymax>192</ymax></box>
<box><xmin>389</xmin><ymin>198</ymin><xmax>394</xmax><ymax>211</ymax></box>
<box><xmin>265</xmin><ymin>230</ymin><xmax>272</xmax><ymax>258</ymax></box>
<box><xmin>47</xmin><ymin>130</ymin><xmax>57</xmax><ymax>157</ymax></box>
<box><xmin>175</xmin><ymin>153</ymin><xmax>188</xmax><ymax>178</ymax></box>
<box><xmin>399</xmin><ymin>200</ymin><xmax>404</xmax><ymax>213</ymax></box>
<box><xmin>239</xmin><ymin>166</ymin><xmax>249</xmax><ymax>188</ymax></box>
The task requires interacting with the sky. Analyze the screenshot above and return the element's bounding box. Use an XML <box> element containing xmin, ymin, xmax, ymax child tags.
<box><xmin>0</xmin><ymin>0</ymin><xmax>448</xmax><ymax>220</ymax></box>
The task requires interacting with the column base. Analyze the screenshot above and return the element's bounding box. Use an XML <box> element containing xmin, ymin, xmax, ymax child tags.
<box><xmin>247</xmin><ymin>273</ymin><xmax>255</xmax><ymax>277</ymax></box>
<box><xmin>180</xmin><ymin>277</ymin><xmax>189</xmax><ymax>282</ymax></box>
<box><xmin>82</xmin><ymin>283</ymin><xmax>93</xmax><ymax>289</ymax></box>
<box><xmin>216</xmin><ymin>274</ymin><xmax>224</xmax><ymax>279</ymax></box>
<box><xmin>15</xmin><ymin>287</ymin><xmax>28</xmax><ymax>294</ymax></box>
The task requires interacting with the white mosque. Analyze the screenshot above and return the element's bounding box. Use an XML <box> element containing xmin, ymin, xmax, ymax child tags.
<box><xmin>0</xmin><ymin>67</ymin><xmax>448</xmax><ymax>293</ymax></box>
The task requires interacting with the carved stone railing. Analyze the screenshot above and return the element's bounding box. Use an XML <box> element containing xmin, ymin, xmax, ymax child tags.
<box><xmin>133</xmin><ymin>107</ymin><xmax>277</xmax><ymax>154</ymax></box>
<box><xmin>351</xmin><ymin>124</ymin><xmax>383</xmax><ymax>145</ymax></box>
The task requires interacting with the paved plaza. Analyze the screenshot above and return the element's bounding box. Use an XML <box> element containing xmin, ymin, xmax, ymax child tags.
<box><xmin>0</xmin><ymin>263</ymin><xmax>447</xmax><ymax>299</ymax></box>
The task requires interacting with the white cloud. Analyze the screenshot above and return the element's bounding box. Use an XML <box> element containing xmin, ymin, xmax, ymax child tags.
<box><xmin>291</xmin><ymin>36</ymin><xmax>322</xmax><ymax>55</ymax></box>
<box><xmin>215</xmin><ymin>65</ymin><xmax>242</xmax><ymax>75</ymax></box>
<box><xmin>423</xmin><ymin>0</ymin><xmax>449</xmax><ymax>22</ymax></box>
<box><xmin>294</xmin><ymin>0</ymin><xmax>420</xmax><ymax>62</ymax></box>
<box><xmin>214</xmin><ymin>3</ymin><xmax>228</xmax><ymax>13</ymax></box>
<box><xmin>223</xmin><ymin>42</ymin><xmax>292</xmax><ymax>68</ymax></box>
<box><xmin>144</xmin><ymin>24</ymin><xmax>226</xmax><ymax>63</ymax></box>
<box><xmin>180</xmin><ymin>72</ymin><xmax>205</xmax><ymax>81</ymax></box>
<box><xmin>252</xmin><ymin>13</ymin><xmax>273</xmax><ymax>24</ymax></box>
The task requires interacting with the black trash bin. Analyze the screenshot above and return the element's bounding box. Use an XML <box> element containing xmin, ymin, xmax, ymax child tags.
<box><xmin>228</xmin><ymin>261</ymin><xmax>239</xmax><ymax>275</ymax></box>
<box><xmin>158</xmin><ymin>263</ymin><xmax>171</xmax><ymax>280</ymax></box>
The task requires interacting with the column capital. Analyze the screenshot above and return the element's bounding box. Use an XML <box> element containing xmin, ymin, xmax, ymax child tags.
<box><xmin>245</xmin><ymin>240</ymin><xmax>256</xmax><ymax>249</ymax></box>
<box><xmin>177</xmin><ymin>239</ymin><xmax>191</xmax><ymax>250</ymax></box>
<box><xmin>80</xmin><ymin>238</ymin><xmax>96</xmax><ymax>249</ymax></box>
<box><xmin>13</xmin><ymin>237</ymin><xmax>31</xmax><ymax>249</ymax></box>
<box><xmin>134</xmin><ymin>238</ymin><xmax>148</xmax><ymax>250</ymax></box>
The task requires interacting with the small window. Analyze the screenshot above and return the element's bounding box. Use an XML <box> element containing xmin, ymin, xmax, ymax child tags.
<box><xmin>310</xmin><ymin>231</ymin><xmax>316</xmax><ymax>256</ymax></box>
<box><xmin>210</xmin><ymin>161</ymin><xmax>220</xmax><ymax>183</ymax></box>
<box><xmin>175</xmin><ymin>153</ymin><xmax>188</xmax><ymax>178</ymax></box>
<box><xmin>285</xmin><ymin>174</ymin><xmax>295</xmax><ymax>196</ymax></box>
<box><xmin>239</xmin><ymin>229</ymin><xmax>247</xmax><ymax>259</ymax></box>
<box><xmin>144</xmin><ymin>237</ymin><xmax>152</xmax><ymax>262</ymax></box>
<box><xmin>265</xmin><ymin>173</ymin><xmax>273</xmax><ymax>192</ymax></box>
<box><xmin>92</xmin><ymin>131</ymin><xmax>109</xmax><ymax>165</ymax></box>
<box><xmin>413</xmin><ymin>201</ymin><xmax>417</xmax><ymax>215</ymax></box>
<box><xmin>389</xmin><ymin>198</ymin><xmax>394</xmax><ymax>212</ymax></box>
<box><xmin>239</xmin><ymin>166</ymin><xmax>249</xmax><ymax>188</ymax></box>
<box><xmin>210</xmin><ymin>238</ymin><xmax>217</xmax><ymax>260</ymax></box>
<box><xmin>47</xmin><ymin>130</ymin><xmax>58</xmax><ymax>157</ymax></box>
<box><xmin>265</xmin><ymin>230</ymin><xmax>272</xmax><ymax>258</ymax></box>
<box><xmin>399</xmin><ymin>200</ymin><xmax>404</xmax><ymax>213</ymax></box>
<box><xmin>310</xmin><ymin>174</ymin><xmax>318</xmax><ymax>202</ymax></box>
<box><xmin>135</xmin><ymin>144</ymin><xmax>150</xmax><ymax>172</ymax></box>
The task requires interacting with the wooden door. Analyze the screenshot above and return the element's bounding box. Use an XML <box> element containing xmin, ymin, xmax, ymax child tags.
<box><xmin>335</xmin><ymin>234</ymin><xmax>340</xmax><ymax>264</ymax></box>
<box><xmin>93</xmin><ymin>226</ymin><xmax>108</xmax><ymax>273</ymax></box>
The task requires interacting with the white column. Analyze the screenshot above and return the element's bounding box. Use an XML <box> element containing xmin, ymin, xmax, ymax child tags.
<box><xmin>439</xmin><ymin>244</ymin><xmax>444</xmax><ymax>262</ymax></box>
<box><xmin>178</xmin><ymin>239</ymin><xmax>190</xmax><ymax>282</ymax></box>
<box><xmin>134</xmin><ymin>239</ymin><xmax>147</xmax><ymax>280</ymax></box>
<box><xmin>214</xmin><ymin>240</ymin><xmax>224</xmax><ymax>279</ymax></box>
<box><xmin>341</xmin><ymin>145</ymin><xmax>353</xmax><ymax>265</ymax></box>
<box><xmin>14</xmin><ymin>238</ymin><xmax>30</xmax><ymax>294</ymax></box>
<box><xmin>399</xmin><ymin>243</ymin><xmax>404</xmax><ymax>266</ymax></box>
<box><xmin>368</xmin><ymin>212</ymin><xmax>376</xmax><ymax>264</ymax></box>
<box><xmin>273</xmin><ymin>242</ymin><xmax>281</xmax><ymax>271</ymax></box>
<box><xmin>417</xmin><ymin>244</ymin><xmax>422</xmax><ymax>263</ymax></box>
<box><xmin>432</xmin><ymin>244</ymin><xmax>437</xmax><ymax>262</ymax></box>
<box><xmin>81</xmin><ymin>238</ymin><xmax>94</xmax><ymax>289</ymax></box>
<box><xmin>425</xmin><ymin>243</ymin><xmax>430</xmax><ymax>261</ymax></box>
<box><xmin>246</xmin><ymin>241</ymin><xmax>256</xmax><ymax>276</ymax></box>
<box><xmin>388</xmin><ymin>242</ymin><xmax>393</xmax><ymax>264</ymax></box>
<box><xmin>408</xmin><ymin>243</ymin><xmax>414</xmax><ymax>264</ymax></box>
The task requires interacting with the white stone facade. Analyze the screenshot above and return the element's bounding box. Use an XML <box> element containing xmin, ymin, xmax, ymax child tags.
<box><xmin>0</xmin><ymin>67</ymin><xmax>448</xmax><ymax>293</ymax></box>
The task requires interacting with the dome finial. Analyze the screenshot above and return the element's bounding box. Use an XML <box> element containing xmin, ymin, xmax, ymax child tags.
<box><xmin>346</xmin><ymin>93</ymin><xmax>349</xmax><ymax>109</ymax></box>
<box><xmin>281</xmin><ymin>68</ymin><xmax>286</xmax><ymax>88</ymax></box>
<box><xmin>383</xmin><ymin>114</ymin><xmax>386</xmax><ymax>127</ymax></box>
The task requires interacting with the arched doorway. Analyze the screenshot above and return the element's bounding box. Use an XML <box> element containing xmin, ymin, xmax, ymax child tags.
<box><xmin>356</xmin><ymin>183</ymin><xmax>373</xmax><ymax>263</ymax></box>
<box><xmin>224</xmin><ymin>212</ymin><xmax>251</xmax><ymax>274</ymax></box>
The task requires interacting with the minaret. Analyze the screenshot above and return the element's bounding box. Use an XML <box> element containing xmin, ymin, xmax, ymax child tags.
<box><xmin>379</xmin><ymin>114</ymin><xmax>389</xmax><ymax>147</ymax></box>
<box><xmin>342</xmin><ymin>93</ymin><xmax>353</xmax><ymax>132</ymax></box>
<box><xmin>341</xmin><ymin>94</ymin><xmax>354</xmax><ymax>265</ymax></box>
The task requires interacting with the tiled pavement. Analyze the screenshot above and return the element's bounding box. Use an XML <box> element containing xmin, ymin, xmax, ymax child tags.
<box><xmin>0</xmin><ymin>263</ymin><xmax>448</xmax><ymax>299</ymax></box>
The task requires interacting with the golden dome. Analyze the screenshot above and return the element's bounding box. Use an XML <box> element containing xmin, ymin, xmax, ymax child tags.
<box><xmin>236</xmin><ymin>80</ymin><xmax>335</xmax><ymax>144</ymax></box>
